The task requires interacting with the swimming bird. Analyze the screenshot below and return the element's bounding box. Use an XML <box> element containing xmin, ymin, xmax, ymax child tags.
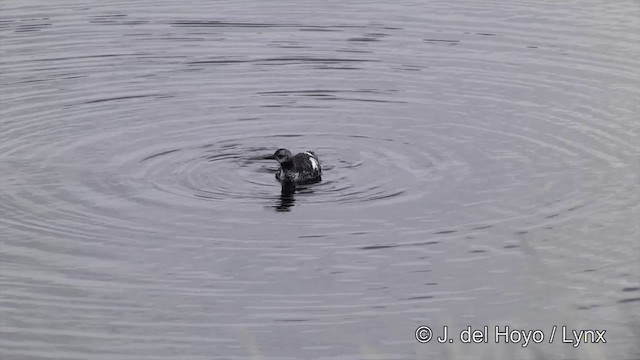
<box><xmin>265</xmin><ymin>148</ymin><xmax>322</xmax><ymax>185</ymax></box>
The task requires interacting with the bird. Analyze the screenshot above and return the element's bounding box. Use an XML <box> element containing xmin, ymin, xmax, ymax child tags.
<box><xmin>265</xmin><ymin>148</ymin><xmax>322</xmax><ymax>185</ymax></box>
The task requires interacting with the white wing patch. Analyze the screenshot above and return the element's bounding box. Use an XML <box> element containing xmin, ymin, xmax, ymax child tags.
<box><xmin>303</xmin><ymin>152</ymin><xmax>319</xmax><ymax>171</ymax></box>
<box><xmin>309</xmin><ymin>157</ymin><xmax>319</xmax><ymax>171</ymax></box>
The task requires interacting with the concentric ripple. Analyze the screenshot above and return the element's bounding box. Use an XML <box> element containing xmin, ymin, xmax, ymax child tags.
<box><xmin>119</xmin><ymin>131</ymin><xmax>440</xmax><ymax>207</ymax></box>
<box><xmin>1</xmin><ymin>0</ymin><xmax>639</xmax><ymax>359</ymax></box>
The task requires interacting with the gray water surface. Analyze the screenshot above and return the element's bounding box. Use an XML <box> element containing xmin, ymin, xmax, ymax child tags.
<box><xmin>1</xmin><ymin>1</ymin><xmax>639</xmax><ymax>359</ymax></box>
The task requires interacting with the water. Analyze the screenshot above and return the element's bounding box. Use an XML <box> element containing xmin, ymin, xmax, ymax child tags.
<box><xmin>1</xmin><ymin>0</ymin><xmax>639</xmax><ymax>359</ymax></box>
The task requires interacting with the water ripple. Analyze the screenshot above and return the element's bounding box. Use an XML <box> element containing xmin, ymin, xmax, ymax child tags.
<box><xmin>1</xmin><ymin>0</ymin><xmax>639</xmax><ymax>359</ymax></box>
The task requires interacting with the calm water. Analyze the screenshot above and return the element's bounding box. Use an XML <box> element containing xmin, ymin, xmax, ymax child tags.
<box><xmin>1</xmin><ymin>0</ymin><xmax>639</xmax><ymax>359</ymax></box>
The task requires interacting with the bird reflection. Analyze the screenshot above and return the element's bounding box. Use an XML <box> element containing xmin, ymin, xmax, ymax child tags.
<box><xmin>274</xmin><ymin>183</ymin><xmax>296</xmax><ymax>212</ymax></box>
<box><xmin>272</xmin><ymin>180</ymin><xmax>321</xmax><ymax>212</ymax></box>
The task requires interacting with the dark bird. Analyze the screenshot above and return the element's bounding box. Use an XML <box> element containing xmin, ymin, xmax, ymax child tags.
<box><xmin>265</xmin><ymin>148</ymin><xmax>322</xmax><ymax>185</ymax></box>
